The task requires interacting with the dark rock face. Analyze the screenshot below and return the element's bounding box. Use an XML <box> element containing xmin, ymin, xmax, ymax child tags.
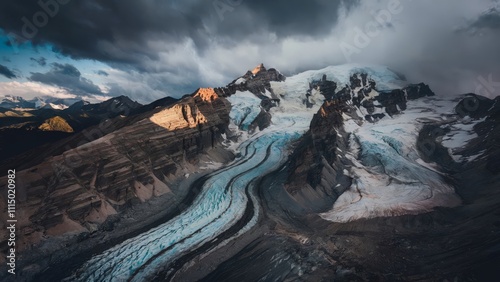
<box><xmin>404</xmin><ymin>82</ymin><xmax>435</xmax><ymax>100</ymax></box>
<box><xmin>285</xmin><ymin>96</ymin><xmax>358</xmax><ymax>212</ymax></box>
<box><xmin>250</xmin><ymin>109</ymin><xmax>272</xmax><ymax>132</ymax></box>
<box><xmin>376</xmin><ymin>89</ymin><xmax>407</xmax><ymax>116</ymax></box>
<box><xmin>308</xmin><ymin>74</ymin><xmax>338</xmax><ymax>101</ymax></box>
<box><xmin>77</xmin><ymin>96</ymin><xmax>142</xmax><ymax>116</ymax></box>
<box><xmin>309</xmin><ymin>74</ymin><xmax>438</xmax><ymax>122</ymax></box>
<box><xmin>246</xmin><ymin>65</ymin><xmax>286</xmax><ymax>96</ymax></box>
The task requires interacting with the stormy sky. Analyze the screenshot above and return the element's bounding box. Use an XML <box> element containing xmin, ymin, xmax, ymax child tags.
<box><xmin>0</xmin><ymin>0</ymin><xmax>499</xmax><ymax>103</ymax></box>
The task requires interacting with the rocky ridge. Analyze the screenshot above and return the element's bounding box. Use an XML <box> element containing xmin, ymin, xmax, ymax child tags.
<box><xmin>0</xmin><ymin>88</ymin><xmax>232</xmax><ymax>255</ymax></box>
<box><xmin>0</xmin><ymin>65</ymin><xmax>287</xmax><ymax>273</ymax></box>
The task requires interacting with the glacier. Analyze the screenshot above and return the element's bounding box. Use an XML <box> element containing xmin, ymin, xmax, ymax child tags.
<box><xmin>69</xmin><ymin>80</ymin><xmax>320</xmax><ymax>280</ymax></box>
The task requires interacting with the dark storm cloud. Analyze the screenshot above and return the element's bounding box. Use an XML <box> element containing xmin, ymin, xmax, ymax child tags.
<box><xmin>0</xmin><ymin>0</ymin><xmax>353</xmax><ymax>68</ymax></box>
<box><xmin>0</xmin><ymin>64</ymin><xmax>17</xmax><ymax>79</ymax></box>
<box><xmin>30</xmin><ymin>56</ymin><xmax>47</xmax><ymax>66</ymax></box>
<box><xmin>239</xmin><ymin>0</ymin><xmax>358</xmax><ymax>37</ymax></box>
<box><xmin>0</xmin><ymin>0</ymin><xmax>208</xmax><ymax>66</ymax></box>
<box><xmin>468</xmin><ymin>8</ymin><xmax>500</xmax><ymax>30</ymax></box>
<box><xmin>29</xmin><ymin>63</ymin><xmax>103</xmax><ymax>95</ymax></box>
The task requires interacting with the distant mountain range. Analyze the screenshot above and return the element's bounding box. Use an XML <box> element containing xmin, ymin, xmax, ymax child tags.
<box><xmin>0</xmin><ymin>95</ymin><xmax>151</xmax><ymax>160</ymax></box>
<box><xmin>0</xmin><ymin>95</ymin><xmax>86</xmax><ymax>110</ymax></box>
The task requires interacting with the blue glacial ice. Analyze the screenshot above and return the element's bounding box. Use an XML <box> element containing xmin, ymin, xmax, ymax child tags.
<box><xmin>70</xmin><ymin>114</ymin><xmax>305</xmax><ymax>282</ymax></box>
<box><xmin>227</xmin><ymin>91</ymin><xmax>262</xmax><ymax>131</ymax></box>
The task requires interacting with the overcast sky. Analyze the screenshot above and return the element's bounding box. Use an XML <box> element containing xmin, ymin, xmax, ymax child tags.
<box><xmin>0</xmin><ymin>0</ymin><xmax>499</xmax><ymax>103</ymax></box>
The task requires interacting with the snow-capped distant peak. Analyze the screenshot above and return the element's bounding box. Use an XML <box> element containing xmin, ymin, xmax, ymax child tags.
<box><xmin>43</xmin><ymin>103</ymin><xmax>69</xmax><ymax>110</ymax></box>
<box><xmin>0</xmin><ymin>95</ymin><xmax>84</xmax><ymax>110</ymax></box>
<box><xmin>1</xmin><ymin>95</ymin><xmax>25</xmax><ymax>103</ymax></box>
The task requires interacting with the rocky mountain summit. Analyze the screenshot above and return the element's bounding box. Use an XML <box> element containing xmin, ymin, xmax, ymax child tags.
<box><xmin>213</xmin><ymin>63</ymin><xmax>286</xmax><ymax>132</ymax></box>
<box><xmin>215</xmin><ymin>63</ymin><xmax>286</xmax><ymax>98</ymax></box>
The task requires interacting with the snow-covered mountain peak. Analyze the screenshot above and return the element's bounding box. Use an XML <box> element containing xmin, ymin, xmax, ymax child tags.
<box><xmin>277</xmin><ymin>64</ymin><xmax>406</xmax><ymax>95</ymax></box>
